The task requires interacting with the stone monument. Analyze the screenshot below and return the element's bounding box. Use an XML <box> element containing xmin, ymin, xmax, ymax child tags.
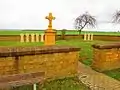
<box><xmin>44</xmin><ymin>12</ymin><xmax>56</xmax><ymax>45</ymax></box>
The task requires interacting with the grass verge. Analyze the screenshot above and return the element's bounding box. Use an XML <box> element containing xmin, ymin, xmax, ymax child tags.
<box><xmin>103</xmin><ymin>68</ymin><xmax>120</xmax><ymax>81</ymax></box>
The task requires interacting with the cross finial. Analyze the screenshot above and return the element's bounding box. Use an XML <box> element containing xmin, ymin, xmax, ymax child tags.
<box><xmin>45</xmin><ymin>12</ymin><xmax>55</xmax><ymax>29</ymax></box>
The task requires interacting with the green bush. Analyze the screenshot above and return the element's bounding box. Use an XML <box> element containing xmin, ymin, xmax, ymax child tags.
<box><xmin>61</xmin><ymin>29</ymin><xmax>67</xmax><ymax>40</ymax></box>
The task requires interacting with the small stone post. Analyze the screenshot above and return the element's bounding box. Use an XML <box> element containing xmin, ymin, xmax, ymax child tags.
<box><xmin>84</xmin><ymin>33</ymin><xmax>87</xmax><ymax>41</ymax></box>
<box><xmin>87</xmin><ymin>33</ymin><xmax>90</xmax><ymax>40</ymax></box>
<box><xmin>91</xmin><ymin>33</ymin><xmax>93</xmax><ymax>40</ymax></box>
<box><xmin>41</xmin><ymin>34</ymin><xmax>44</xmax><ymax>42</ymax></box>
<box><xmin>31</xmin><ymin>33</ymin><xmax>35</xmax><ymax>42</ymax></box>
<box><xmin>20</xmin><ymin>33</ymin><xmax>24</xmax><ymax>42</ymax></box>
<box><xmin>25</xmin><ymin>33</ymin><xmax>29</xmax><ymax>42</ymax></box>
<box><xmin>36</xmin><ymin>33</ymin><xmax>39</xmax><ymax>42</ymax></box>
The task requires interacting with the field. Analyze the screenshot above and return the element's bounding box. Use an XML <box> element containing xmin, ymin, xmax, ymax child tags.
<box><xmin>0</xmin><ymin>30</ymin><xmax>120</xmax><ymax>36</ymax></box>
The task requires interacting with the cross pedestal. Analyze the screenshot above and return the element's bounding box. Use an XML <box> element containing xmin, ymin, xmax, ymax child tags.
<box><xmin>44</xmin><ymin>29</ymin><xmax>56</xmax><ymax>45</ymax></box>
<box><xmin>44</xmin><ymin>13</ymin><xmax>56</xmax><ymax>45</ymax></box>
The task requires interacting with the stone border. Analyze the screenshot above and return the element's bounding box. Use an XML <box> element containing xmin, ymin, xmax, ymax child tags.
<box><xmin>0</xmin><ymin>71</ymin><xmax>45</xmax><ymax>89</ymax></box>
<box><xmin>92</xmin><ymin>42</ymin><xmax>120</xmax><ymax>49</ymax></box>
<box><xmin>0</xmin><ymin>45</ymin><xmax>80</xmax><ymax>57</ymax></box>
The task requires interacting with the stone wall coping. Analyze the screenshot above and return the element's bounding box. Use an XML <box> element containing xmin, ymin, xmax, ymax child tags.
<box><xmin>92</xmin><ymin>42</ymin><xmax>120</xmax><ymax>49</ymax></box>
<box><xmin>0</xmin><ymin>45</ymin><xmax>80</xmax><ymax>57</ymax></box>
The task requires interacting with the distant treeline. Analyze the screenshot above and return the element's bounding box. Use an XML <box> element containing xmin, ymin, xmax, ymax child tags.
<box><xmin>22</xmin><ymin>29</ymin><xmax>77</xmax><ymax>31</ymax></box>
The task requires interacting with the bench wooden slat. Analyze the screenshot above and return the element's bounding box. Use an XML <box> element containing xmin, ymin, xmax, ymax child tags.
<box><xmin>0</xmin><ymin>72</ymin><xmax>45</xmax><ymax>89</ymax></box>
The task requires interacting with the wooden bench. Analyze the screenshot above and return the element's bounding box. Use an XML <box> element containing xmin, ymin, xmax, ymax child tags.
<box><xmin>0</xmin><ymin>72</ymin><xmax>45</xmax><ymax>89</ymax></box>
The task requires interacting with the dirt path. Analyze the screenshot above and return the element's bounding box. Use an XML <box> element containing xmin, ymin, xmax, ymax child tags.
<box><xmin>78</xmin><ymin>62</ymin><xmax>120</xmax><ymax>90</ymax></box>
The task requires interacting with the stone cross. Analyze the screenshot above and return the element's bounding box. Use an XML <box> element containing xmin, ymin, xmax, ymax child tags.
<box><xmin>45</xmin><ymin>12</ymin><xmax>55</xmax><ymax>29</ymax></box>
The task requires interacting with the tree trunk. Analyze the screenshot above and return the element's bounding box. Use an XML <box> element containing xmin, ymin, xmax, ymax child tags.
<box><xmin>78</xmin><ymin>22</ymin><xmax>87</xmax><ymax>35</ymax></box>
<box><xmin>78</xmin><ymin>30</ymin><xmax>81</xmax><ymax>35</ymax></box>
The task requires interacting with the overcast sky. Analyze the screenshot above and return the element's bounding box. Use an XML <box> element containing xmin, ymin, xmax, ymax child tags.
<box><xmin>1</xmin><ymin>0</ymin><xmax>120</xmax><ymax>31</ymax></box>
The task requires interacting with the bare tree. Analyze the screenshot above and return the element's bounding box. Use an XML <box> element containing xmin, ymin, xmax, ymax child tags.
<box><xmin>74</xmin><ymin>12</ymin><xmax>97</xmax><ymax>35</ymax></box>
<box><xmin>113</xmin><ymin>10</ymin><xmax>120</xmax><ymax>23</ymax></box>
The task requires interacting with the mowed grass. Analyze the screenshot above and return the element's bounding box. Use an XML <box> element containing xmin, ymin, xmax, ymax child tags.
<box><xmin>39</xmin><ymin>77</ymin><xmax>90</xmax><ymax>90</ymax></box>
<box><xmin>103</xmin><ymin>69</ymin><xmax>120</xmax><ymax>81</ymax></box>
<box><xmin>1</xmin><ymin>30</ymin><xmax>120</xmax><ymax>35</ymax></box>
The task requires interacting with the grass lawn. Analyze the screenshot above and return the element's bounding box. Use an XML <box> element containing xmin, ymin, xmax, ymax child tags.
<box><xmin>40</xmin><ymin>77</ymin><xmax>90</xmax><ymax>90</ymax></box>
<box><xmin>103</xmin><ymin>68</ymin><xmax>120</xmax><ymax>81</ymax></box>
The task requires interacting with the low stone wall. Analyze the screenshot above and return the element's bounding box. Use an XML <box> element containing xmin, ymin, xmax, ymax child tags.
<box><xmin>93</xmin><ymin>35</ymin><xmax>120</xmax><ymax>41</ymax></box>
<box><xmin>92</xmin><ymin>43</ymin><xmax>120</xmax><ymax>71</ymax></box>
<box><xmin>0</xmin><ymin>46</ymin><xmax>80</xmax><ymax>79</ymax></box>
<box><xmin>56</xmin><ymin>35</ymin><xmax>83</xmax><ymax>40</ymax></box>
<box><xmin>0</xmin><ymin>35</ymin><xmax>19</xmax><ymax>41</ymax></box>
